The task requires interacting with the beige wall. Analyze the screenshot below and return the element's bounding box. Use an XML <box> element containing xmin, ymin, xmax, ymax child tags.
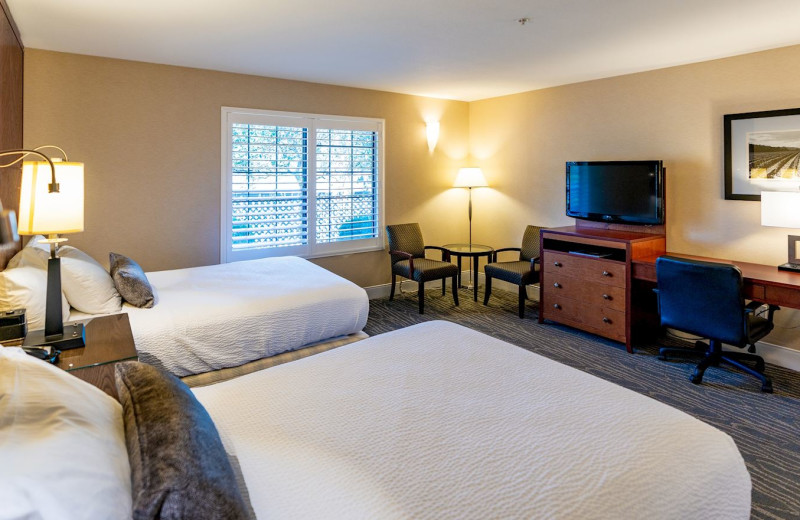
<box><xmin>23</xmin><ymin>46</ymin><xmax>800</xmax><ymax>348</ymax></box>
<box><xmin>23</xmin><ymin>49</ymin><xmax>470</xmax><ymax>287</ymax></box>
<box><xmin>469</xmin><ymin>44</ymin><xmax>800</xmax><ymax>349</ymax></box>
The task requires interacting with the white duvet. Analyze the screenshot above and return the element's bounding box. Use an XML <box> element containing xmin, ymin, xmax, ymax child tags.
<box><xmin>193</xmin><ymin>321</ymin><xmax>751</xmax><ymax>520</ymax></box>
<box><xmin>96</xmin><ymin>257</ymin><xmax>368</xmax><ymax>376</ymax></box>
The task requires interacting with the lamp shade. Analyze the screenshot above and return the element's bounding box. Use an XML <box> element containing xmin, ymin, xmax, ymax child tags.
<box><xmin>18</xmin><ymin>160</ymin><xmax>84</xmax><ymax>235</ymax></box>
<box><xmin>454</xmin><ymin>167</ymin><xmax>488</xmax><ymax>188</ymax></box>
<box><xmin>761</xmin><ymin>191</ymin><xmax>800</xmax><ymax>228</ymax></box>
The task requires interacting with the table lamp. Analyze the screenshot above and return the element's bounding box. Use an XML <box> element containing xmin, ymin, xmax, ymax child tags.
<box><xmin>453</xmin><ymin>167</ymin><xmax>488</xmax><ymax>251</ymax></box>
<box><xmin>761</xmin><ymin>191</ymin><xmax>800</xmax><ymax>273</ymax></box>
<box><xmin>0</xmin><ymin>148</ymin><xmax>86</xmax><ymax>349</ymax></box>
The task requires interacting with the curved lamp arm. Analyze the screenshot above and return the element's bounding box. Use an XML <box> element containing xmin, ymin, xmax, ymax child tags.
<box><xmin>0</xmin><ymin>149</ymin><xmax>60</xmax><ymax>193</ymax></box>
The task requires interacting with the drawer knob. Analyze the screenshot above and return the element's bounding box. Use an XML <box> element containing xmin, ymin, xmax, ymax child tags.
<box><xmin>602</xmin><ymin>317</ymin><xmax>611</xmax><ymax>324</ymax></box>
<box><xmin>602</xmin><ymin>271</ymin><xmax>611</xmax><ymax>277</ymax></box>
<box><xmin>602</xmin><ymin>294</ymin><xmax>611</xmax><ymax>300</ymax></box>
<box><xmin>554</xmin><ymin>282</ymin><xmax>561</xmax><ymax>288</ymax></box>
<box><xmin>553</xmin><ymin>303</ymin><xmax>561</xmax><ymax>310</ymax></box>
<box><xmin>554</xmin><ymin>261</ymin><xmax>562</xmax><ymax>267</ymax></box>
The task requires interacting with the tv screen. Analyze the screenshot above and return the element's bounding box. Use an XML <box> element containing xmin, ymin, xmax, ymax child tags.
<box><xmin>566</xmin><ymin>160</ymin><xmax>664</xmax><ymax>225</ymax></box>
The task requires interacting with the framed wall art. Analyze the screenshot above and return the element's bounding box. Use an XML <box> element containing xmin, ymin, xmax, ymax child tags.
<box><xmin>724</xmin><ymin>107</ymin><xmax>800</xmax><ymax>200</ymax></box>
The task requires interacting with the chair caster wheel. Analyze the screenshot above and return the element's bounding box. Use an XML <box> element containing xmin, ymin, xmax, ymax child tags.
<box><xmin>761</xmin><ymin>382</ymin><xmax>773</xmax><ymax>393</ymax></box>
<box><xmin>658</xmin><ymin>355</ymin><xmax>667</xmax><ymax>361</ymax></box>
<box><xmin>690</xmin><ymin>373</ymin><xmax>703</xmax><ymax>384</ymax></box>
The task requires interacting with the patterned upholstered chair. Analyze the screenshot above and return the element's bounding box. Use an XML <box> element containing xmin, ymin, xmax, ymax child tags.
<box><xmin>386</xmin><ymin>223</ymin><xmax>459</xmax><ymax>314</ymax></box>
<box><xmin>483</xmin><ymin>225</ymin><xmax>543</xmax><ymax>318</ymax></box>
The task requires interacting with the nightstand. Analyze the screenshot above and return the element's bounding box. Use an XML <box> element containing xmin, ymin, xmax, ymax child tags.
<box><xmin>55</xmin><ymin>313</ymin><xmax>137</xmax><ymax>400</ymax></box>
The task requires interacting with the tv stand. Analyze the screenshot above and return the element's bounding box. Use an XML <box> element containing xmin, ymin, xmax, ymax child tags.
<box><xmin>538</xmin><ymin>226</ymin><xmax>666</xmax><ymax>352</ymax></box>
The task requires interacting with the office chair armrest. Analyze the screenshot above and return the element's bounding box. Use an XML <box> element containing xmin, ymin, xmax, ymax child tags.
<box><xmin>745</xmin><ymin>301</ymin><xmax>781</xmax><ymax>321</ymax></box>
<box><xmin>530</xmin><ymin>256</ymin><xmax>540</xmax><ymax>269</ymax></box>
<box><xmin>492</xmin><ymin>247</ymin><xmax>521</xmax><ymax>262</ymax></box>
<box><xmin>424</xmin><ymin>245</ymin><xmax>450</xmax><ymax>261</ymax></box>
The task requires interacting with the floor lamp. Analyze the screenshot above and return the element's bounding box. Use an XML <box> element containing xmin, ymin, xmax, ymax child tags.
<box><xmin>0</xmin><ymin>148</ymin><xmax>86</xmax><ymax>349</ymax></box>
<box><xmin>454</xmin><ymin>167</ymin><xmax>488</xmax><ymax>287</ymax></box>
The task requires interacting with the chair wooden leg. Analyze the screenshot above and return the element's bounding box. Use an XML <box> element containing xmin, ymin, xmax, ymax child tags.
<box><xmin>418</xmin><ymin>281</ymin><xmax>425</xmax><ymax>314</ymax></box>
<box><xmin>389</xmin><ymin>273</ymin><xmax>397</xmax><ymax>301</ymax></box>
<box><xmin>518</xmin><ymin>285</ymin><xmax>526</xmax><ymax>318</ymax></box>
<box><xmin>483</xmin><ymin>276</ymin><xmax>492</xmax><ymax>305</ymax></box>
<box><xmin>451</xmin><ymin>275</ymin><xmax>459</xmax><ymax>306</ymax></box>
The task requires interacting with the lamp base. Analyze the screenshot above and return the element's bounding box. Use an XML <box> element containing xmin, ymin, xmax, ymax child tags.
<box><xmin>777</xmin><ymin>263</ymin><xmax>800</xmax><ymax>273</ymax></box>
<box><xmin>23</xmin><ymin>323</ymin><xmax>85</xmax><ymax>350</ymax></box>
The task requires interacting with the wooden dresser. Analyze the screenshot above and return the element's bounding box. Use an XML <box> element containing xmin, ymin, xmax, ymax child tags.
<box><xmin>539</xmin><ymin>226</ymin><xmax>666</xmax><ymax>352</ymax></box>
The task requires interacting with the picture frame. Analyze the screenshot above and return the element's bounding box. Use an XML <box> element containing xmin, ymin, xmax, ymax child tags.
<box><xmin>724</xmin><ymin>107</ymin><xmax>800</xmax><ymax>201</ymax></box>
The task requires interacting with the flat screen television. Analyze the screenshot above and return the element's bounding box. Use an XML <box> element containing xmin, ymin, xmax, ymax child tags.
<box><xmin>565</xmin><ymin>160</ymin><xmax>664</xmax><ymax>225</ymax></box>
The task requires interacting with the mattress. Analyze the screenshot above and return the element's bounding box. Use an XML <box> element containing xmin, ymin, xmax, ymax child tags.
<box><xmin>73</xmin><ymin>256</ymin><xmax>369</xmax><ymax>377</ymax></box>
<box><xmin>192</xmin><ymin>321</ymin><xmax>751</xmax><ymax>520</ymax></box>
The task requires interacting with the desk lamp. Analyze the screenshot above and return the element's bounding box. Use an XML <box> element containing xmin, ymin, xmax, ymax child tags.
<box><xmin>0</xmin><ymin>147</ymin><xmax>86</xmax><ymax>348</ymax></box>
<box><xmin>761</xmin><ymin>190</ymin><xmax>800</xmax><ymax>273</ymax></box>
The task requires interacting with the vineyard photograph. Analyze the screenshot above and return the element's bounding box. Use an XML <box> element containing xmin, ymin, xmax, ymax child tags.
<box><xmin>748</xmin><ymin>129</ymin><xmax>800</xmax><ymax>179</ymax></box>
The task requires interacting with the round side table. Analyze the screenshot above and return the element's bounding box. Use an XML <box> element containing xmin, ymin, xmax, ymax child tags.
<box><xmin>442</xmin><ymin>243</ymin><xmax>494</xmax><ymax>302</ymax></box>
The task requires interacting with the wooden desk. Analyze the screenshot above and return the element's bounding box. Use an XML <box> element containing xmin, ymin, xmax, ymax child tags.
<box><xmin>632</xmin><ymin>253</ymin><xmax>800</xmax><ymax>309</ymax></box>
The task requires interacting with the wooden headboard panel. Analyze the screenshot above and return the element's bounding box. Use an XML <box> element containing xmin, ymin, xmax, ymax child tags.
<box><xmin>0</xmin><ymin>0</ymin><xmax>23</xmax><ymax>270</ymax></box>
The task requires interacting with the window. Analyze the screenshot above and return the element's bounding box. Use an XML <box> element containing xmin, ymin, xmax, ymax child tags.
<box><xmin>221</xmin><ymin>108</ymin><xmax>384</xmax><ymax>262</ymax></box>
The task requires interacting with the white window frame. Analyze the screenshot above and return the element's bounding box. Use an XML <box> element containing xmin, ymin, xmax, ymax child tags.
<box><xmin>221</xmin><ymin>107</ymin><xmax>385</xmax><ymax>263</ymax></box>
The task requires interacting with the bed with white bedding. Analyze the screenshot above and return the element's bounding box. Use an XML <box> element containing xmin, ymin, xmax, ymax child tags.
<box><xmin>192</xmin><ymin>320</ymin><xmax>751</xmax><ymax>519</ymax></box>
<box><xmin>71</xmin><ymin>256</ymin><xmax>370</xmax><ymax>377</ymax></box>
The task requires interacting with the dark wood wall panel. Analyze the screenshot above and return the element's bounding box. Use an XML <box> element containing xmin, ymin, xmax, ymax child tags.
<box><xmin>0</xmin><ymin>0</ymin><xmax>22</xmax><ymax>268</ymax></box>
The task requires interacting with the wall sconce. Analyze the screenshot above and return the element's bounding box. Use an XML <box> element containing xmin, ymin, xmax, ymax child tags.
<box><xmin>761</xmin><ymin>190</ymin><xmax>800</xmax><ymax>272</ymax></box>
<box><xmin>426</xmin><ymin>120</ymin><xmax>440</xmax><ymax>152</ymax></box>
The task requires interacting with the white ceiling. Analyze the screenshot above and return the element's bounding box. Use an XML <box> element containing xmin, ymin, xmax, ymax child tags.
<box><xmin>8</xmin><ymin>0</ymin><xmax>800</xmax><ymax>101</ymax></box>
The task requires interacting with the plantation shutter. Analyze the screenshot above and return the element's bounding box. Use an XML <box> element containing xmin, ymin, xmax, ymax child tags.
<box><xmin>223</xmin><ymin>108</ymin><xmax>383</xmax><ymax>262</ymax></box>
<box><xmin>315</xmin><ymin>122</ymin><xmax>379</xmax><ymax>244</ymax></box>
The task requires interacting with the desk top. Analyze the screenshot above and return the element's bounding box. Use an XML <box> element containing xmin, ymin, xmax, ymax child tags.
<box><xmin>633</xmin><ymin>252</ymin><xmax>800</xmax><ymax>290</ymax></box>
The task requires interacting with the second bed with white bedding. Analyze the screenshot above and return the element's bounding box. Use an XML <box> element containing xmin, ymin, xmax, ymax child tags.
<box><xmin>192</xmin><ymin>320</ymin><xmax>751</xmax><ymax>519</ymax></box>
<box><xmin>72</xmin><ymin>256</ymin><xmax>369</xmax><ymax>376</ymax></box>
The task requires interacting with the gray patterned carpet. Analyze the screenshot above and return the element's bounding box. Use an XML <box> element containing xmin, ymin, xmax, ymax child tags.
<box><xmin>364</xmin><ymin>287</ymin><xmax>800</xmax><ymax>520</ymax></box>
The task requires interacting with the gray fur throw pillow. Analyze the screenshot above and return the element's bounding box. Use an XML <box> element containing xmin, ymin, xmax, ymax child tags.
<box><xmin>109</xmin><ymin>252</ymin><xmax>155</xmax><ymax>308</ymax></box>
<box><xmin>115</xmin><ymin>362</ymin><xmax>250</xmax><ymax>520</ymax></box>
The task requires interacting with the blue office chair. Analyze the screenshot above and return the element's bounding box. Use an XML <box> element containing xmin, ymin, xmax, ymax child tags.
<box><xmin>655</xmin><ymin>256</ymin><xmax>778</xmax><ymax>393</ymax></box>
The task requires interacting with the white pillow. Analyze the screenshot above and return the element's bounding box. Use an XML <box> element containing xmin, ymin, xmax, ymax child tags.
<box><xmin>6</xmin><ymin>235</ymin><xmax>49</xmax><ymax>270</ymax></box>
<box><xmin>0</xmin><ymin>347</ymin><xmax>132</xmax><ymax>520</ymax></box>
<box><xmin>57</xmin><ymin>246</ymin><xmax>122</xmax><ymax>315</ymax></box>
<box><xmin>0</xmin><ymin>265</ymin><xmax>70</xmax><ymax>329</ymax></box>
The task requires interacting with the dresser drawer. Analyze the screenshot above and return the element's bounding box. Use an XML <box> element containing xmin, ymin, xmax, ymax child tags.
<box><xmin>543</xmin><ymin>251</ymin><xmax>626</xmax><ymax>288</ymax></box>
<box><xmin>545</xmin><ymin>273</ymin><xmax>626</xmax><ymax>312</ymax></box>
<box><xmin>541</xmin><ymin>297</ymin><xmax>626</xmax><ymax>342</ymax></box>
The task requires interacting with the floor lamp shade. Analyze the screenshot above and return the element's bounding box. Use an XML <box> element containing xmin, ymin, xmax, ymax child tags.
<box><xmin>18</xmin><ymin>161</ymin><xmax>84</xmax><ymax>235</ymax></box>
<box><xmin>454</xmin><ymin>167</ymin><xmax>488</xmax><ymax>188</ymax></box>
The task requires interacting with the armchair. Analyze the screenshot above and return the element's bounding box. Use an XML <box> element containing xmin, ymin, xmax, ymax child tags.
<box><xmin>483</xmin><ymin>225</ymin><xmax>543</xmax><ymax>318</ymax></box>
<box><xmin>655</xmin><ymin>256</ymin><xmax>778</xmax><ymax>392</ymax></box>
<box><xmin>386</xmin><ymin>223</ymin><xmax>459</xmax><ymax>314</ymax></box>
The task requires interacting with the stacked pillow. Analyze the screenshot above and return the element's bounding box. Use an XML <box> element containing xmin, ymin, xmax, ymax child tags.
<box><xmin>0</xmin><ymin>347</ymin><xmax>133</xmax><ymax>518</ymax></box>
<box><xmin>0</xmin><ymin>237</ymin><xmax>122</xmax><ymax>327</ymax></box>
<box><xmin>0</xmin><ymin>238</ymin><xmax>156</xmax><ymax>327</ymax></box>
